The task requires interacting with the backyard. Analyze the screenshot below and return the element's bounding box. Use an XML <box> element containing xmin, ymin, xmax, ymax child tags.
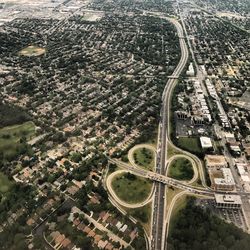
<box><xmin>19</xmin><ymin>45</ymin><xmax>46</xmax><ymax>56</ymax></box>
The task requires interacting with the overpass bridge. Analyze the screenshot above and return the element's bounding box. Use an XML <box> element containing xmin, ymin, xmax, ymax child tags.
<box><xmin>109</xmin><ymin>158</ymin><xmax>214</xmax><ymax>197</ymax></box>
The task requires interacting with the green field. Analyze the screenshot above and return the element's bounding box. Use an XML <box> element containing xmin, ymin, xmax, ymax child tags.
<box><xmin>0</xmin><ymin>172</ymin><xmax>13</xmax><ymax>194</ymax></box>
<box><xmin>168</xmin><ymin>195</ymin><xmax>188</xmax><ymax>234</ymax></box>
<box><xmin>0</xmin><ymin>121</ymin><xmax>35</xmax><ymax>160</ymax></box>
<box><xmin>130</xmin><ymin>204</ymin><xmax>151</xmax><ymax>224</ymax></box>
<box><xmin>112</xmin><ymin>173</ymin><xmax>152</xmax><ymax>204</ymax></box>
<box><xmin>133</xmin><ymin>147</ymin><xmax>155</xmax><ymax>170</ymax></box>
<box><xmin>168</xmin><ymin>157</ymin><xmax>194</xmax><ymax>180</ymax></box>
<box><xmin>145</xmin><ymin>128</ymin><xmax>158</xmax><ymax>146</ymax></box>
<box><xmin>177</xmin><ymin>137</ymin><xmax>202</xmax><ymax>155</ymax></box>
<box><xmin>167</xmin><ymin>143</ymin><xmax>182</xmax><ymax>159</ymax></box>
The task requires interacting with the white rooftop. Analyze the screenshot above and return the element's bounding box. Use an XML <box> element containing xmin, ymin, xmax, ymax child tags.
<box><xmin>215</xmin><ymin>194</ymin><xmax>242</xmax><ymax>205</ymax></box>
<box><xmin>241</xmin><ymin>175</ymin><xmax>250</xmax><ymax>183</ymax></box>
<box><xmin>200</xmin><ymin>137</ymin><xmax>213</xmax><ymax>148</ymax></box>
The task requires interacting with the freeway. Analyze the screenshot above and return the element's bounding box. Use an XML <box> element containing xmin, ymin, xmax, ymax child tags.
<box><xmin>151</xmin><ymin>16</ymin><xmax>189</xmax><ymax>250</ymax></box>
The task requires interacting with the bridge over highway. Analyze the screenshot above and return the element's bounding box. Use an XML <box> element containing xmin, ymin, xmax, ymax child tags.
<box><xmin>108</xmin><ymin>158</ymin><xmax>214</xmax><ymax>197</ymax></box>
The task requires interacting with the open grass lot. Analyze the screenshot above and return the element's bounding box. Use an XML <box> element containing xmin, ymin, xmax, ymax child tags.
<box><xmin>167</xmin><ymin>143</ymin><xmax>182</xmax><ymax>159</ymax></box>
<box><xmin>130</xmin><ymin>204</ymin><xmax>151</xmax><ymax>223</ymax></box>
<box><xmin>0</xmin><ymin>121</ymin><xmax>35</xmax><ymax>160</ymax></box>
<box><xmin>166</xmin><ymin>187</ymin><xmax>182</xmax><ymax>209</ymax></box>
<box><xmin>168</xmin><ymin>195</ymin><xmax>187</xmax><ymax>234</ymax></box>
<box><xmin>0</xmin><ymin>172</ymin><xmax>13</xmax><ymax>194</ymax></box>
<box><xmin>168</xmin><ymin>157</ymin><xmax>194</xmax><ymax>180</ymax></box>
<box><xmin>19</xmin><ymin>45</ymin><xmax>46</xmax><ymax>57</ymax></box>
<box><xmin>133</xmin><ymin>147</ymin><xmax>154</xmax><ymax>170</ymax></box>
<box><xmin>177</xmin><ymin>137</ymin><xmax>202</xmax><ymax>155</ymax></box>
<box><xmin>112</xmin><ymin>173</ymin><xmax>152</xmax><ymax>204</ymax></box>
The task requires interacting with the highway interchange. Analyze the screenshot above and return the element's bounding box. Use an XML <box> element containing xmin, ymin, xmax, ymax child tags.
<box><xmin>105</xmin><ymin>10</ymin><xmax>250</xmax><ymax>250</ymax></box>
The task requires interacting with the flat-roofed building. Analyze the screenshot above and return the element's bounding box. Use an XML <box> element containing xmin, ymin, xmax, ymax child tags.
<box><xmin>211</xmin><ymin>168</ymin><xmax>235</xmax><ymax>191</ymax></box>
<box><xmin>205</xmin><ymin>155</ymin><xmax>228</xmax><ymax>169</ymax></box>
<box><xmin>200</xmin><ymin>137</ymin><xmax>213</xmax><ymax>149</ymax></box>
<box><xmin>214</xmin><ymin>194</ymin><xmax>242</xmax><ymax>209</ymax></box>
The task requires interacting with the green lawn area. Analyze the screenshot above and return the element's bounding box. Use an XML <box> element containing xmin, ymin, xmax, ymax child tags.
<box><xmin>130</xmin><ymin>203</ymin><xmax>151</xmax><ymax>224</ymax></box>
<box><xmin>168</xmin><ymin>157</ymin><xmax>194</xmax><ymax>181</ymax></box>
<box><xmin>112</xmin><ymin>173</ymin><xmax>152</xmax><ymax>204</ymax></box>
<box><xmin>0</xmin><ymin>121</ymin><xmax>35</xmax><ymax>160</ymax></box>
<box><xmin>133</xmin><ymin>147</ymin><xmax>155</xmax><ymax>171</ymax></box>
<box><xmin>145</xmin><ymin>128</ymin><xmax>158</xmax><ymax>146</ymax></box>
<box><xmin>177</xmin><ymin>137</ymin><xmax>202</xmax><ymax>155</ymax></box>
<box><xmin>168</xmin><ymin>194</ymin><xmax>188</xmax><ymax>234</ymax></box>
<box><xmin>167</xmin><ymin>143</ymin><xmax>182</xmax><ymax>159</ymax></box>
<box><xmin>166</xmin><ymin>187</ymin><xmax>182</xmax><ymax>208</ymax></box>
<box><xmin>0</xmin><ymin>172</ymin><xmax>13</xmax><ymax>194</ymax></box>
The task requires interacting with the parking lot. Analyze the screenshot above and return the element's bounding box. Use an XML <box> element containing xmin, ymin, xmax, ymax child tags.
<box><xmin>197</xmin><ymin>198</ymin><xmax>248</xmax><ymax>231</ymax></box>
<box><xmin>175</xmin><ymin>116</ymin><xmax>211</xmax><ymax>137</ymax></box>
<box><xmin>218</xmin><ymin>208</ymin><xmax>247</xmax><ymax>231</ymax></box>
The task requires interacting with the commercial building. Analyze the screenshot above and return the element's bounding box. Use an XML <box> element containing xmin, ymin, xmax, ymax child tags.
<box><xmin>186</xmin><ymin>63</ymin><xmax>195</xmax><ymax>76</ymax></box>
<box><xmin>205</xmin><ymin>155</ymin><xmax>228</xmax><ymax>169</ymax></box>
<box><xmin>214</xmin><ymin>194</ymin><xmax>242</xmax><ymax>209</ymax></box>
<box><xmin>210</xmin><ymin>168</ymin><xmax>235</xmax><ymax>191</ymax></box>
<box><xmin>236</xmin><ymin>163</ymin><xmax>248</xmax><ymax>176</ymax></box>
<box><xmin>200</xmin><ymin>136</ymin><xmax>213</xmax><ymax>149</ymax></box>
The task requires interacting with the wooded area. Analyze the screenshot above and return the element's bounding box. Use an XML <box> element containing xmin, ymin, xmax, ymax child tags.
<box><xmin>168</xmin><ymin>198</ymin><xmax>250</xmax><ymax>250</ymax></box>
<box><xmin>0</xmin><ymin>102</ymin><xmax>30</xmax><ymax>128</ymax></box>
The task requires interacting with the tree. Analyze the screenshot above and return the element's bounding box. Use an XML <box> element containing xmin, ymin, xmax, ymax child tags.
<box><xmin>71</xmin><ymin>152</ymin><xmax>82</xmax><ymax>163</ymax></box>
<box><xmin>76</xmin><ymin>235</ymin><xmax>92</xmax><ymax>248</ymax></box>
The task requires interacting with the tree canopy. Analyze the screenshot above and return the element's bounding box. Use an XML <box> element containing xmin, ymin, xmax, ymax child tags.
<box><xmin>168</xmin><ymin>198</ymin><xmax>250</xmax><ymax>250</ymax></box>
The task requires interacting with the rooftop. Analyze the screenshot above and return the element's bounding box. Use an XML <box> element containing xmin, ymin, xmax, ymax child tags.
<box><xmin>200</xmin><ymin>136</ymin><xmax>213</xmax><ymax>148</ymax></box>
<box><xmin>205</xmin><ymin>155</ymin><xmax>227</xmax><ymax>167</ymax></box>
<box><xmin>215</xmin><ymin>194</ymin><xmax>242</xmax><ymax>205</ymax></box>
<box><xmin>214</xmin><ymin>168</ymin><xmax>235</xmax><ymax>185</ymax></box>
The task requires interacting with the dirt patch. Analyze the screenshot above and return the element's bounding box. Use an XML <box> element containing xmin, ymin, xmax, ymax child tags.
<box><xmin>19</xmin><ymin>45</ymin><xmax>46</xmax><ymax>57</ymax></box>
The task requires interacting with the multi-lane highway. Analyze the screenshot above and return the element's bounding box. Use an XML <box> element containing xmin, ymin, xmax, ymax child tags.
<box><xmin>150</xmin><ymin>16</ymin><xmax>189</xmax><ymax>250</ymax></box>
